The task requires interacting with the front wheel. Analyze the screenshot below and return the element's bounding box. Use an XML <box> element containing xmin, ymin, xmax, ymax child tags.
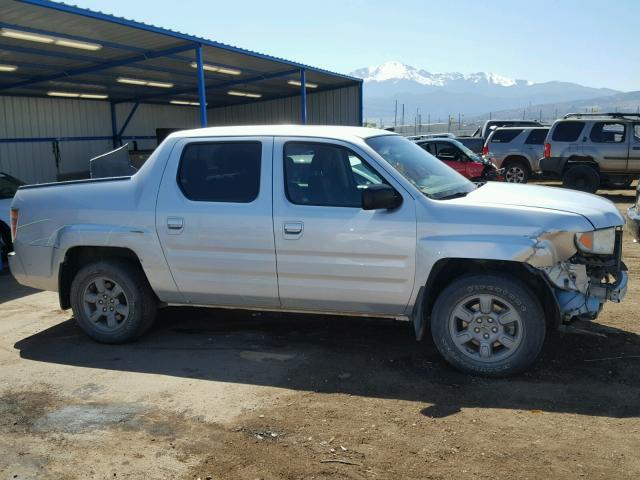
<box><xmin>562</xmin><ymin>165</ymin><xmax>600</xmax><ymax>193</ymax></box>
<box><xmin>430</xmin><ymin>274</ymin><xmax>546</xmax><ymax>377</ymax></box>
<box><xmin>70</xmin><ymin>259</ymin><xmax>157</xmax><ymax>343</ymax></box>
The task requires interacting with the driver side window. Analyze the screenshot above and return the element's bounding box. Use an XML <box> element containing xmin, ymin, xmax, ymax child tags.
<box><xmin>284</xmin><ymin>142</ymin><xmax>385</xmax><ymax>208</ymax></box>
<box><xmin>435</xmin><ymin>142</ymin><xmax>460</xmax><ymax>162</ymax></box>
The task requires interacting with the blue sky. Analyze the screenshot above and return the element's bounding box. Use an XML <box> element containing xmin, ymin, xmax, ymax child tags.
<box><xmin>73</xmin><ymin>0</ymin><xmax>638</xmax><ymax>91</ymax></box>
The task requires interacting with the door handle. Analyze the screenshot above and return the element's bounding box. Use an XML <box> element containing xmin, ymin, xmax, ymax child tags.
<box><xmin>633</xmin><ymin>146</ymin><xmax>640</xmax><ymax>151</ymax></box>
<box><xmin>167</xmin><ymin>217</ymin><xmax>184</xmax><ymax>230</ymax></box>
<box><xmin>283</xmin><ymin>221</ymin><xmax>303</xmax><ymax>237</ymax></box>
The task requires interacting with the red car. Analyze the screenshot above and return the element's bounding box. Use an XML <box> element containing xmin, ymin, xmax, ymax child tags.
<box><xmin>416</xmin><ymin>138</ymin><xmax>503</xmax><ymax>182</ymax></box>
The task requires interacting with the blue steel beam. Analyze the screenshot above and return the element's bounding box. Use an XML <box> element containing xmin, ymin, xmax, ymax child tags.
<box><xmin>0</xmin><ymin>135</ymin><xmax>156</xmax><ymax>144</ymax></box>
<box><xmin>0</xmin><ymin>43</ymin><xmax>198</xmax><ymax>91</ymax></box>
<box><xmin>110</xmin><ymin>102</ymin><xmax>118</xmax><ymax>148</ymax></box>
<box><xmin>118</xmin><ymin>102</ymin><xmax>140</xmax><ymax>138</ymax></box>
<box><xmin>18</xmin><ymin>0</ymin><xmax>362</xmax><ymax>83</ymax></box>
<box><xmin>116</xmin><ymin>68</ymin><xmax>300</xmax><ymax>104</ymax></box>
<box><xmin>0</xmin><ymin>42</ymin><xmax>200</xmax><ymax>81</ymax></box>
<box><xmin>195</xmin><ymin>45</ymin><xmax>207</xmax><ymax>127</ymax></box>
<box><xmin>358</xmin><ymin>80</ymin><xmax>364</xmax><ymax>126</ymax></box>
<box><xmin>300</xmin><ymin>69</ymin><xmax>307</xmax><ymax>125</ymax></box>
<box><xmin>0</xmin><ymin>21</ymin><xmax>263</xmax><ymax>76</ymax></box>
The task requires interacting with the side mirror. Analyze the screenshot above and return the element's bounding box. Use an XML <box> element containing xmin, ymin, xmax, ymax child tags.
<box><xmin>362</xmin><ymin>184</ymin><xmax>403</xmax><ymax>210</ymax></box>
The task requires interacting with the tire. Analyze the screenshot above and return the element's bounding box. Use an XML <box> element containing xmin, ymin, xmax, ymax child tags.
<box><xmin>70</xmin><ymin>259</ymin><xmax>157</xmax><ymax>343</ymax></box>
<box><xmin>562</xmin><ymin>165</ymin><xmax>600</xmax><ymax>193</ymax></box>
<box><xmin>430</xmin><ymin>274</ymin><xmax>546</xmax><ymax>377</ymax></box>
<box><xmin>503</xmin><ymin>160</ymin><xmax>530</xmax><ymax>184</ymax></box>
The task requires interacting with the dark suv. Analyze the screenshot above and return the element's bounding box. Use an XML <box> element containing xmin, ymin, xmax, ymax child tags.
<box><xmin>539</xmin><ymin>113</ymin><xmax>640</xmax><ymax>193</ymax></box>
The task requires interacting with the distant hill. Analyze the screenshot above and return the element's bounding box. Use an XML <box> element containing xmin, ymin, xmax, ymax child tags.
<box><xmin>352</xmin><ymin>61</ymin><xmax>622</xmax><ymax>122</ymax></box>
<box><xmin>469</xmin><ymin>91</ymin><xmax>640</xmax><ymax>122</ymax></box>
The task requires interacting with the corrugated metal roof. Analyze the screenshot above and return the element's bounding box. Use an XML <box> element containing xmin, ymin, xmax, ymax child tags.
<box><xmin>0</xmin><ymin>0</ymin><xmax>361</xmax><ymax>107</ymax></box>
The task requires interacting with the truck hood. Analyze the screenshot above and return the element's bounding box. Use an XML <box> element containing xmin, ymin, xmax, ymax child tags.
<box><xmin>462</xmin><ymin>182</ymin><xmax>624</xmax><ymax>229</ymax></box>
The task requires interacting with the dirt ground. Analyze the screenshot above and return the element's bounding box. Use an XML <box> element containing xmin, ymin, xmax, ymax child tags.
<box><xmin>1</xmin><ymin>184</ymin><xmax>639</xmax><ymax>480</ymax></box>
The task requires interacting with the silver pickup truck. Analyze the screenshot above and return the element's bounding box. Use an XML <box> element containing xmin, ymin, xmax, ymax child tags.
<box><xmin>8</xmin><ymin>126</ymin><xmax>628</xmax><ymax>376</ymax></box>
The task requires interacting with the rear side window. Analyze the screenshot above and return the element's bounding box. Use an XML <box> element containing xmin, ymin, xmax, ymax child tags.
<box><xmin>552</xmin><ymin>121</ymin><xmax>584</xmax><ymax>142</ymax></box>
<box><xmin>590</xmin><ymin>122</ymin><xmax>626</xmax><ymax>143</ymax></box>
<box><xmin>490</xmin><ymin>129</ymin><xmax>523</xmax><ymax>143</ymax></box>
<box><xmin>634</xmin><ymin>124</ymin><xmax>640</xmax><ymax>142</ymax></box>
<box><xmin>178</xmin><ymin>142</ymin><xmax>261</xmax><ymax>202</ymax></box>
<box><xmin>524</xmin><ymin>129</ymin><xmax>549</xmax><ymax>145</ymax></box>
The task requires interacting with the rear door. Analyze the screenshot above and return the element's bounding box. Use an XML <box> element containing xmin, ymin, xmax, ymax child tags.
<box><xmin>273</xmin><ymin>137</ymin><xmax>417</xmax><ymax>315</ymax></box>
<box><xmin>586</xmin><ymin>121</ymin><xmax>629</xmax><ymax>172</ymax></box>
<box><xmin>155</xmin><ymin>137</ymin><xmax>279</xmax><ymax>307</ymax></box>
<box><xmin>630</xmin><ymin>123</ymin><xmax>640</xmax><ymax>172</ymax></box>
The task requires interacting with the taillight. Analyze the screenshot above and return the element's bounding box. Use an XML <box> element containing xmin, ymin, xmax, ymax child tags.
<box><xmin>482</xmin><ymin>145</ymin><xmax>489</xmax><ymax>156</ymax></box>
<box><xmin>544</xmin><ymin>142</ymin><xmax>551</xmax><ymax>158</ymax></box>
<box><xmin>10</xmin><ymin>208</ymin><xmax>18</xmax><ymax>241</ymax></box>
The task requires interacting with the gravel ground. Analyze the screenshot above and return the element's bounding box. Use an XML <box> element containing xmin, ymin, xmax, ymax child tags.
<box><xmin>1</xmin><ymin>184</ymin><xmax>639</xmax><ymax>480</ymax></box>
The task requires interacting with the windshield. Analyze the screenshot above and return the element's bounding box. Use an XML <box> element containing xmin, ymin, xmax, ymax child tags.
<box><xmin>451</xmin><ymin>139</ymin><xmax>481</xmax><ymax>161</ymax></box>
<box><xmin>0</xmin><ymin>173</ymin><xmax>24</xmax><ymax>199</ymax></box>
<box><xmin>366</xmin><ymin>135</ymin><xmax>475</xmax><ymax>200</ymax></box>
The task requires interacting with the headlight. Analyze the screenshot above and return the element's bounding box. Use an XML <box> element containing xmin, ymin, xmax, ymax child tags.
<box><xmin>575</xmin><ymin>228</ymin><xmax>616</xmax><ymax>255</ymax></box>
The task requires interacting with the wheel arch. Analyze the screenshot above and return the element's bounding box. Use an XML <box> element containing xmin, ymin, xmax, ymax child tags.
<box><xmin>502</xmin><ymin>155</ymin><xmax>531</xmax><ymax>171</ymax></box>
<box><xmin>58</xmin><ymin>246</ymin><xmax>152</xmax><ymax>310</ymax></box>
<box><xmin>412</xmin><ymin>258</ymin><xmax>560</xmax><ymax>340</ymax></box>
<box><xmin>563</xmin><ymin>156</ymin><xmax>599</xmax><ymax>174</ymax></box>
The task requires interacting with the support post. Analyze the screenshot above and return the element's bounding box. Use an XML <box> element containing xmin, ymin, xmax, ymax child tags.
<box><xmin>195</xmin><ymin>44</ymin><xmax>208</xmax><ymax>127</ymax></box>
<box><xmin>110</xmin><ymin>102</ymin><xmax>118</xmax><ymax>148</ymax></box>
<box><xmin>118</xmin><ymin>102</ymin><xmax>140</xmax><ymax>139</ymax></box>
<box><xmin>300</xmin><ymin>69</ymin><xmax>307</xmax><ymax>125</ymax></box>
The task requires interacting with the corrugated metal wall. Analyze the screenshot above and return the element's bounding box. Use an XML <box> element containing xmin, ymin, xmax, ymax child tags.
<box><xmin>208</xmin><ymin>85</ymin><xmax>361</xmax><ymax>126</ymax></box>
<box><xmin>0</xmin><ymin>96</ymin><xmax>112</xmax><ymax>183</ymax></box>
<box><xmin>114</xmin><ymin>102</ymin><xmax>200</xmax><ymax>151</ymax></box>
<box><xmin>0</xmin><ymin>84</ymin><xmax>361</xmax><ymax>183</ymax></box>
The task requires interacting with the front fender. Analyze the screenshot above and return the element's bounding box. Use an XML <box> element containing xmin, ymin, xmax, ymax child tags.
<box><xmin>407</xmin><ymin>229</ymin><xmax>579</xmax><ymax>316</ymax></box>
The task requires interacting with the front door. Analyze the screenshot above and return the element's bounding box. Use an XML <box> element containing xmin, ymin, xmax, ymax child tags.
<box><xmin>435</xmin><ymin>142</ymin><xmax>466</xmax><ymax>176</ymax></box>
<box><xmin>273</xmin><ymin>138</ymin><xmax>417</xmax><ymax>315</ymax></box>
<box><xmin>155</xmin><ymin>137</ymin><xmax>279</xmax><ymax>307</ymax></box>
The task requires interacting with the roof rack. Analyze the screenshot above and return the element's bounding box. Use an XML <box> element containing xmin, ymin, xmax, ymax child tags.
<box><xmin>563</xmin><ymin>112</ymin><xmax>640</xmax><ymax>119</ymax></box>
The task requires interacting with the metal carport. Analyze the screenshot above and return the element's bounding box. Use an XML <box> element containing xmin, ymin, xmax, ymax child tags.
<box><xmin>0</xmin><ymin>0</ymin><xmax>363</xmax><ymax>183</ymax></box>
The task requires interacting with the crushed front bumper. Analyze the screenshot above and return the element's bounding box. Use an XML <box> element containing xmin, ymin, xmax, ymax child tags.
<box><xmin>545</xmin><ymin>228</ymin><xmax>628</xmax><ymax>323</ymax></box>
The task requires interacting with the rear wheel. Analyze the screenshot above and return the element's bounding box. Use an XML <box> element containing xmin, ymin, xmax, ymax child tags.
<box><xmin>503</xmin><ymin>160</ymin><xmax>530</xmax><ymax>184</ymax></box>
<box><xmin>562</xmin><ymin>165</ymin><xmax>600</xmax><ymax>193</ymax></box>
<box><xmin>70</xmin><ymin>259</ymin><xmax>157</xmax><ymax>343</ymax></box>
<box><xmin>430</xmin><ymin>274</ymin><xmax>546</xmax><ymax>377</ymax></box>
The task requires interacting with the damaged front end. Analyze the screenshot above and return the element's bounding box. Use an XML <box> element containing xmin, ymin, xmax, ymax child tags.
<box><xmin>540</xmin><ymin>228</ymin><xmax>628</xmax><ymax>324</ymax></box>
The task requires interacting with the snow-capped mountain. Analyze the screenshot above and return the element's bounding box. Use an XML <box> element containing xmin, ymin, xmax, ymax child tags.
<box><xmin>350</xmin><ymin>61</ymin><xmax>620</xmax><ymax>122</ymax></box>
<box><xmin>352</xmin><ymin>61</ymin><xmax>528</xmax><ymax>88</ymax></box>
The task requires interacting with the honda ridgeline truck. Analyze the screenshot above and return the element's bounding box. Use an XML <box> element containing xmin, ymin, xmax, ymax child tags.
<box><xmin>8</xmin><ymin>126</ymin><xmax>628</xmax><ymax>376</ymax></box>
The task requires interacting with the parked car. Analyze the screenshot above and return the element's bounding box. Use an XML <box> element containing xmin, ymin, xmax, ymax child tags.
<box><xmin>457</xmin><ymin>120</ymin><xmax>543</xmax><ymax>153</ymax></box>
<box><xmin>627</xmin><ymin>183</ymin><xmax>640</xmax><ymax>242</ymax></box>
<box><xmin>484</xmin><ymin>127</ymin><xmax>550</xmax><ymax>183</ymax></box>
<box><xmin>9</xmin><ymin>126</ymin><xmax>628</xmax><ymax>376</ymax></box>
<box><xmin>406</xmin><ymin>133</ymin><xmax>456</xmax><ymax>141</ymax></box>
<box><xmin>0</xmin><ymin>172</ymin><xmax>24</xmax><ymax>257</ymax></box>
<box><xmin>415</xmin><ymin>138</ymin><xmax>503</xmax><ymax>182</ymax></box>
<box><xmin>539</xmin><ymin>113</ymin><xmax>640</xmax><ymax>193</ymax></box>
